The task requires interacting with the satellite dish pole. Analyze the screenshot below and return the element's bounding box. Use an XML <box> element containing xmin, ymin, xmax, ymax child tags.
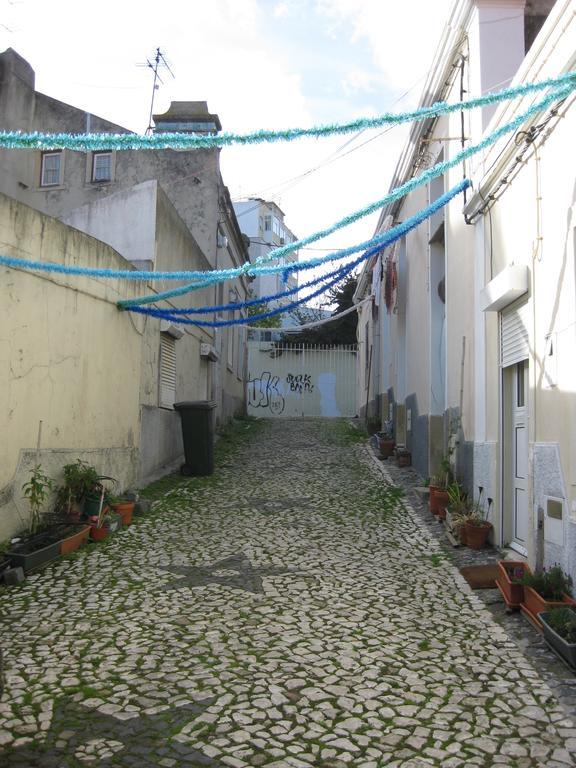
<box><xmin>138</xmin><ymin>47</ymin><xmax>175</xmax><ymax>134</ymax></box>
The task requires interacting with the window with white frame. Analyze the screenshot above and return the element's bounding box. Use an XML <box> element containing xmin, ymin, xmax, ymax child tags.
<box><xmin>92</xmin><ymin>152</ymin><xmax>112</xmax><ymax>182</ymax></box>
<box><xmin>159</xmin><ymin>333</ymin><xmax>176</xmax><ymax>408</ymax></box>
<box><xmin>40</xmin><ymin>152</ymin><xmax>62</xmax><ymax>186</ymax></box>
<box><xmin>264</xmin><ymin>215</ymin><xmax>272</xmax><ymax>231</ymax></box>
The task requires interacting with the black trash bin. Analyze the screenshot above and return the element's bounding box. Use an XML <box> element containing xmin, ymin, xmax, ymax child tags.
<box><xmin>174</xmin><ymin>401</ymin><xmax>217</xmax><ymax>476</ymax></box>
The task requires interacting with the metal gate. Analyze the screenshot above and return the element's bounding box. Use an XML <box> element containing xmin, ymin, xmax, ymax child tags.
<box><xmin>247</xmin><ymin>342</ymin><xmax>358</xmax><ymax>418</ymax></box>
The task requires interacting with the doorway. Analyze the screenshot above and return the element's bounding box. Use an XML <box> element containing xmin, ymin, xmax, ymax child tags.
<box><xmin>503</xmin><ymin>359</ymin><xmax>529</xmax><ymax>555</ymax></box>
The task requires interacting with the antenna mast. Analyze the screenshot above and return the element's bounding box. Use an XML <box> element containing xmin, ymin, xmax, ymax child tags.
<box><xmin>138</xmin><ymin>47</ymin><xmax>175</xmax><ymax>134</ymax></box>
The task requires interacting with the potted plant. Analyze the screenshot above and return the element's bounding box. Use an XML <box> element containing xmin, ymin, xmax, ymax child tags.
<box><xmin>395</xmin><ymin>447</ymin><xmax>411</xmax><ymax>467</ymax></box>
<box><xmin>55</xmin><ymin>460</ymin><xmax>103</xmax><ymax>519</ymax></box>
<box><xmin>90</xmin><ymin>510</ymin><xmax>122</xmax><ymax>541</ymax></box>
<box><xmin>377</xmin><ymin>420</ymin><xmax>395</xmax><ymax>459</ymax></box>
<box><xmin>521</xmin><ymin>566</ymin><xmax>575</xmax><ymax>629</ymax></box>
<box><xmin>429</xmin><ymin>454</ymin><xmax>453</xmax><ymax>515</ymax></box>
<box><xmin>6</xmin><ymin>465</ymin><xmax>60</xmax><ymax>571</ymax></box>
<box><xmin>445</xmin><ymin>482</ymin><xmax>470</xmax><ymax>537</ymax></box>
<box><xmin>462</xmin><ymin>490</ymin><xmax>493</xmax><ymax>550</ymax></box>
<box><xmin>540</xmin><ymin>607</ymin><xmax>576</xmax><ymax>669</ymax></box>
<box><xmin>366</xmin><ymin>416</ymin><xmax>381</xmax><ymax>436</ymax></box>
<box><xmin>496</xmin><ymin>560</ymin><xmax>532</xmax><ymax>610</ymax></box>
<box><xmin>107</xmin><ymin>494</ymin><xmax>135</xmax><ymax>526</ymax></box>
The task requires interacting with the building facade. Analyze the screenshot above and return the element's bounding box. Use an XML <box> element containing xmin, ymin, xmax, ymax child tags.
<box><xmin>0</xmin><ymin>49</ymin><xmax>250</xmax><ymax>538</ymax></box>
<box><xmin>356</xmin><ymin>0</ymin><xmax>575</xmax><ymax>578</ymax></box>
<box><xmin>233</xmin><ymin>197</ymin><xmax>299</xmax><ymax>312</ymax></box>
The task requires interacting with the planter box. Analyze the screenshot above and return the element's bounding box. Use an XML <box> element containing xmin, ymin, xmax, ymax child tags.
<box><xmin>7</xmin><ymin>535</ymin><xmax>60</xmax><ymax>572</ymax></box>
<box><xmin>521</xmin><ymin>587</ymin><xmax>576</xmax><ymax>630</ymax></box>
<box><xmin>496</xmin><ymin>561</ymin><xmax>532</xmax><ymax>609</ymax></box>
<box><xmin>444</xmin><ymin>509</ymin><xmax>466</xmax><ymax>544</ymax></box>
<box><xmin>59</xmin><ymin>525</ymin><xmax>91</xmax><ymax>555</ymax></box>
<box><xmin>540</xmin><ymin>611</ymin><xmax>576</xmax><ymax>669</ymax></box>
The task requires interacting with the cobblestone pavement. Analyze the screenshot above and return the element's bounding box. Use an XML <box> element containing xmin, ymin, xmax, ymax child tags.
<box><xmin>375</xmin><ymin>448</ymin><xmax>576</xmax><ymax>726</ymax></box>
<box><xmin>1</xmin><ymin>419</ymin><xmax>576</xmax><ymax>767</ymax></box>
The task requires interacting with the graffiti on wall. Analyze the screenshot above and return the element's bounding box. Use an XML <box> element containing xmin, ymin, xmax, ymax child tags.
<box><xmin>247</xmin><ymin>372</ymin><xmax>285</xmax><ymax>415</ymax></box>
<box><xmin>286</xmin><ymin>373</ymin><xmax>314</xmax><ymax>394</ymax></box>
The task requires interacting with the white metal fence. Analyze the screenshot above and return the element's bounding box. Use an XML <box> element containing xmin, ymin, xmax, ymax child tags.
<box><xmin>247</xmin><ymin>342</ymin><xmax>358</xmax><ymax>418</ymax></box>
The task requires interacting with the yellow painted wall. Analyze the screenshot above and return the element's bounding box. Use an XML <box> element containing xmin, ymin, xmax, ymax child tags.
<box><xmin>0</xmin><ymin>193</ymin><xmax>148</xmax><ymax>540</ymax></box>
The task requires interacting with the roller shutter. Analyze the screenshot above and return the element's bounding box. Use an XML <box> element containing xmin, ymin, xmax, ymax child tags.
<box><xmin>500</xmin><ymin>300</ymin><xmax>530</xmax><ymax>368</ymax></box>
<box><xmin>159</xmin><ymin>333</ymin><xmax>176</xmax><ymax>408</ymax></box>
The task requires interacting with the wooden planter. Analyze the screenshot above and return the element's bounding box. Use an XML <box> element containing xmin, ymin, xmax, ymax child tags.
<box><xmin>59</xmin><ymin>525</ymin><xmax>91</xmax><ymax>555</ymax></box>
<box><xmin>521</xmin><ymin>588</ymin><xmax>576</xmax><ymax>631</ymax></box>
<box><xmin>464</xmin><ymin>521</ymin><xmax>492</xmax><ymax>550</ymax></box>
<box><xmin>495</xmin><ymin>561</ymin><xmax>532</xmax><ymax>609</ymax></box>
<box><xmin>540</xmin><ymin>612</ymin><xmax>576</xmax><ymax>669</ymax></box>
<box><xmin>110</xmin><ymin>501</ymin><xmax>135</xmax><ymax>526</ymax></box>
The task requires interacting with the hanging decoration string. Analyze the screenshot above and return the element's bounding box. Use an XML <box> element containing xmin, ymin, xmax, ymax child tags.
<box><xmin>118</xmin><ymin>81</ymin><xmax>572</xmax><ymax>306</ymax></box>
<box><xmin>0</xmin><ymin>72</ymin><xmax>574</xmax><ymax>151</ymax></box>
<box><xmin>268</xmin><ymin>299</ymin><xmax>371</xmax><ymax>334</ymax></box>
<box><xmin>124</xmin><ymin>179</ymin><xmax>471</xmax><ymax>326</ymax></box>
<box><xmin>0</xmin><ymin>84</ymin><xmax>570</xmax><ymax>298</ymax></box>
<box><xmin>123</xmin><ymin>178</ymin><xmax>470</xmax><ymax>316</ymax></box>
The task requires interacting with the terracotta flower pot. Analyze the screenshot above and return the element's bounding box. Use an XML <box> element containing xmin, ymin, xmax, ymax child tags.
<box><xmin>521</xmin><ymin>587</ymin><xmax>576</xmax><ymax>630</ymax></box>
<box><xmin>496</xmin><ymin>561</ymin><xmax>532</xmax><ymax>609</ymax></box>
<box><xmin>429</xmin><ymin>487</ymin><xmax>449</xmax><ymax>515</ymax></box>
<box><xmin>464</xmin><ymin>520</ymin><xmax>492</xmax><ymax>549</ymax></box>
<box><xmin>111</xmin><ymin>501</ymin><xmax>135</xmax><ymax>526</ymax></box>
<box><xmin>59</xmin><ymin>525</ymin><xmax>91</xmax><ymax>555</ymax></box>
<box><xmin>90</xmin><ymin>525</ymin><xmax>108</xmax><ymax>542</ymax></box>
<box><xmin>378</xmin><ymin>438</ymin><xmax>395</xmax><ymax>459</ymax></box>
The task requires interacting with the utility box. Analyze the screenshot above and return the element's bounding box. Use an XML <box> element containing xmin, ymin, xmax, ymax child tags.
<box><xmin>174</xmin><ymin>401</ymin><xmax>217</xmax><ymax>476</ymax></box>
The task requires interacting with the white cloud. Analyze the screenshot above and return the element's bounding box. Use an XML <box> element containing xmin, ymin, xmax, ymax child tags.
<box><xmin>341</xmin><ymin>69</ymin><xmax>376</xmax><ymax>97</ymax></box>
<box><xmin>316</xmin><ymin>0</ymin><xmax>456</xmax><ymax>101</ymax></box>
<box><xmin>273</xmin><ymin>2</ymin><xmax>289</xmax><ymax>18</ymax></box>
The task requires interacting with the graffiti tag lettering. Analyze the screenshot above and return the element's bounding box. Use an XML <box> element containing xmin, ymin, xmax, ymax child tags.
<box><xmin>286</xmin><ymin>373</ymin><xmax>314</xmax><ymax>394</ymax></box>
<box><xmin>247</xmin><ymin>371</ymin><xmax>285</xmax><ymax>414</ymax></box>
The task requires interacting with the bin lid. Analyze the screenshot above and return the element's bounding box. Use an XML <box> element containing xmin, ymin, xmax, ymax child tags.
<box><xmin>174</xmin><ymin>400</ymin><xmax>217</xmax><ymax>410</ymax></box>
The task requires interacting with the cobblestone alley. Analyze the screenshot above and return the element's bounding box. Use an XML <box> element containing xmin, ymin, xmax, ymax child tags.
<box><xmin>1</xmin><ymin>419</ymin><xmax>576</xmax><ymax>767</ymax></box>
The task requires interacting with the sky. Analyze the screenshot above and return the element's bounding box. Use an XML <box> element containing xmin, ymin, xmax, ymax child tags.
<box><xmin>0</xmin><ymin>0</ymin><xmax>456</xmax><ymax>305</ymax></box>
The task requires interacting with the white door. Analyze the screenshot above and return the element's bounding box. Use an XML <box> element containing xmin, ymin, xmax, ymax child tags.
<box><xmin>511</xmin><ymin>360</ymin><xmax>528</xmax><ymax>554</ymax></box>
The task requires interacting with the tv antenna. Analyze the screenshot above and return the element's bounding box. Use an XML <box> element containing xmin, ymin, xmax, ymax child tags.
<box><xmin>138</xmin><ymin>47</ymin><xmax>175</xmax><ymax>134</ymax></box>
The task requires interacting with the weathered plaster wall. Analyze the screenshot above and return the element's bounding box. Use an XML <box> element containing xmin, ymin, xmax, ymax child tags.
<box><xmin>0</xmin><ymin>193</ymin><xmax>146</xmax><ymax>540</ymax></box>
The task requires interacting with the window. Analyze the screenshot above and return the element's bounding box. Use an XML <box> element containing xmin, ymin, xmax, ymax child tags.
<box><xmin>40</xmin><ymin>152</ymin><xmax>62</xmax><ymax>186</ymax></box>
<box><xmin>92</xmin><ymin>152</ymin><xmax>112</xmax><ymax>182</ymax></box>
<box><xmin>264</xmin><ymin>215</ymin><xmax>272</xmax><ymax>231</ymax></box>
<box><xmin>159</xmin><ymin>333</ymin><xmax>176</xmax><ymax>408</ymax></box>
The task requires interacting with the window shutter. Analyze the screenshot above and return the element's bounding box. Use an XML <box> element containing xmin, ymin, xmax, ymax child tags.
<box><xmin>501</xmin><ymin>300</ymin><xmax>530</xmax><ymax>368</ymax></box>
<box><xmin>159</xmin><ymin>334</ymin><xmax>176</xmax><ymax>408</ymax></box>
